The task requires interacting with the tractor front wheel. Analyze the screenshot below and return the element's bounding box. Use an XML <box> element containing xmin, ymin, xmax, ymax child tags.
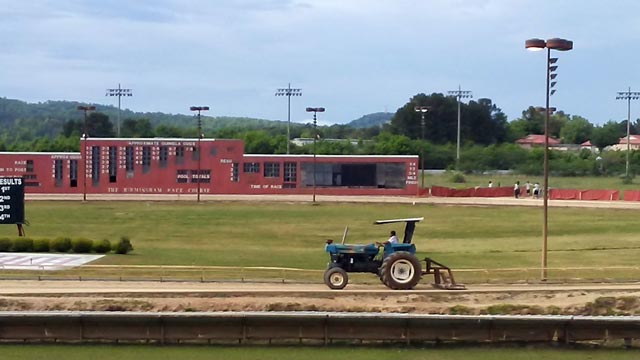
<box><xmin>380</xmin><ymin>251</ymin><xmax>422</xmax><ymax>290</ymax></box>
<box><xmin>323</xmin><ymin>267</ymin><xmax>349</xmax><ymax>290</ymax></box>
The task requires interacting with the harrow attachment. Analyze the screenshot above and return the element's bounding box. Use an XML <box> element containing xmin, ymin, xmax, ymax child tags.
<box><xmin>423</xmin><ymin>257</ymin><xmax>466</xmax><ymax>290</ymax></box>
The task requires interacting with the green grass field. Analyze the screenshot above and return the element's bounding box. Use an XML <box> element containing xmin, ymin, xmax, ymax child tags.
<box><xmin>0</xmin><ymin>345</ymin><xmax>638</xmax><ymax>360</ymax></box>
<box><xmin>427</xmin><ymin>173</ymin><xmax>639</xmax><ymax>191</ymax></box>
<box><xmin>2</xmin><ymin>200</ymin><xmax>640</xmax><ymax>282</ymax></box>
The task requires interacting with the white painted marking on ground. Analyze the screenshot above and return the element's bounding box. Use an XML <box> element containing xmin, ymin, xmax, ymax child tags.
<box><xmin>0</xmin><ymin>253</ymin><xmax>104</xmax><ymax>271</ymax></box>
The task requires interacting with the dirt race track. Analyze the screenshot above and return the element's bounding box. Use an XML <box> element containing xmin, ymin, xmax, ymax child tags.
<box><xmin>1</xmin><ymin>280</ymin><xmax>639</xmax><ymax>315</ymax></box>
<box><xmin>14</xmin><ymin>194</ymin><xmax>640</xmax><ymax>315</ymax></box>
<box><xmin>25</xmin><ymin>193</ymin><xmax>640</xmax><ymax>209</ymax></box>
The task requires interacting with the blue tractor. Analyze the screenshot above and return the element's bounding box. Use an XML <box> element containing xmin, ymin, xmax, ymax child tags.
<box><xmin>323</xmin><ymin>217</ymin><xmax>464</xmax><ymax>290</ymax></box>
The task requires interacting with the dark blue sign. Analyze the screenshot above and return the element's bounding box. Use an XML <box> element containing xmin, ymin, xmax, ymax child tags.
<box><xmin>0</xmin><ymin>177</ymin><xmax>25</xmax><ymax>224</ymax></box>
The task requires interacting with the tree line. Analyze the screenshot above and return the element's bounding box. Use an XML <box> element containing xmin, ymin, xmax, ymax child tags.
<box><xmin>0</xmin><ymin>94</ymin><xmax>638</xmax><ymax>176</ymax></box>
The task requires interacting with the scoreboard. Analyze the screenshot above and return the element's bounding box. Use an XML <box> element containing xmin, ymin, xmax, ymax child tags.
<box><xmin>0</xmin><ymin>177</ymin><xmax>25</xmax><ymax>224</ymax></box>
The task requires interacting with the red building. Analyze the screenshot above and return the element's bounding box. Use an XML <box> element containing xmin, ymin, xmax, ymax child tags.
<box><xmin>515</xmin><ymin>134</ymin><xmax>561</xmax><ymax>149</ymax></box>
<box><xmin>0</xmin><ymin>138</ymin><xmax>419</xmax><ymax>196</ymax></box>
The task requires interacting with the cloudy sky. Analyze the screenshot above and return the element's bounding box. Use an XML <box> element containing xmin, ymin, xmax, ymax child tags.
<box><xmin>1</xmin><ymin>0</ymin><xmax>640</xmax><ymax>125</ymax></box>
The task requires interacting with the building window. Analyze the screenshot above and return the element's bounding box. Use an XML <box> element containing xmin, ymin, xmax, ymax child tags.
<box><xmin>159</xmin><ymin>146</ymin><xmax>168</xmax><ymax>168</ymax></box>
<box><xmin>264</xmin><ymin>162</ymin><xmax>280</xmax><ymax>178</ymax></box>
<box><xmin>108</xmin><ymin>146</ymin><xmax>117</xmax><ymax>183</ymax></box>
<box><xmin>243</xmin><ymin>162</ymin><xmax>260</xmax><ymax>173</ymax></box>
<box><xmin>176</xmin><ymin>146</ymin><xmax>184</xmax><ymax>164</ymax></box>
<box><xmin>142</xmin><ymin>146</ymin><xmax>151</xmax><ymax>173</ymax></box>
<box><xmin>231</xmin><ymin>162</ymin><xmax>239</xmax><ymax>182</ymax></box>
<box><xmin>24</xmin><ymin>174</ymin><xmax>40</xmax><ymax>187</ymax></box>
<box><xmin>54</xmin><ymin>159</ymin><xmax>63</xmax><ymax>187</ymax></box>
<box><xmin>125</xmin><ymin>146</ymin><xmax>134</xmax><ymax>177</ymax></box>
<box><xmin>91</xmin><ymin>146</ymin><xmax>100</xmax><ymax>185</ymax></box>
<box><xmin>284</xmin><ymin>162</ymin><xmax>297</xmax><ymax>182</ymax></box>
<box><xmin>176</xmin><ymin>169</ymin><xmax>189</xmax><ymax>183</ymax></box>
<box><xmin>192</xmin><ymin>169</ymin><xmax>211</xmax><ymax>183</ymax></box>
<box><xmin>70</xmin><ymin>159</ymin><xmax>78</xmax><ymax>187</ymax></box>
<box><xmin>192</xmin><ymin>146</ymin><xmax>199</xmax><ymax>161</ymax></box>
<box><xmin>26</xmin><ymin>160</ymin><xmax>34</xmax><ymax>172</ymax></box>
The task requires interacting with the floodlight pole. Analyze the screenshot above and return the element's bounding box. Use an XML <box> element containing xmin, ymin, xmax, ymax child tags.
<box><xmin>77</xmin><ymin>105</ymin><xmax>96</xmax><ymax>202</ymax></box>
<box><xmin>414</xmin><ymin>106</ymin><xmax>430</xmax><ymax>190</ymax></box>
<box><xmin>616</xmin><ymin>87</ymin><xmax>640</xmax><ymax>178</ymax></box>
<box><xmin>190</xmin><ymin>106</ymin><xmax>209</xmax><ymax>202</ymax></box>
<box><xmin>276</xmin><ymin>84</ymin><xmax>302</xmax><ymax>154</ymax></box>
<box><xmin>447</xmin><ymin>86</ymin><xmax>472</xmax><ymax>166</ymax></box>
<box><xmin>306</xmin><ymin>107</ymin><xmax>325</xmax><ymax>203</ymax></box>
<box><xmin>106</xmin><ymin>84</ymin><xmax>133</xmax><ymax>137</ymax></box>
<box><xmin>526</xmin><ymin>37</ymin><xmax>573</xmax><ymax>281</ymax></box>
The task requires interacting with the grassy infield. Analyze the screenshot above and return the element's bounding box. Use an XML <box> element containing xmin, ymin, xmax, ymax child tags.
<box><xmin>429</xmin><ymin>173</ymin><xmax>639</xmax><ymax>191</ymax></box>
<box><xmin>2</xmin><ymin>175</ymin><xmax>640</xmax><ymax>358</ymax></box>
<box><xmin>0</xmin><ymin>345</ymin><xmax>638</xmax><ymax>360</ymax></box>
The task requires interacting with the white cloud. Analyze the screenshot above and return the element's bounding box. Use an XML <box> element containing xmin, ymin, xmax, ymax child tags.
<box><xmin>1</xmin><ymin>0</ymin><xmax>640</xmax><ymax>124</ymax></box>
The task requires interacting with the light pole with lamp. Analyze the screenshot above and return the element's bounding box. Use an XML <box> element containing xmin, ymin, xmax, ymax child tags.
<box><xmin>276</xmin><ymin>84</ymin><xmax>302</xmax><ymax>154</ymax></box>
<box><xmin>616</xmin><ymin>88</ymin><xmax>640</xmax><ymax>178</ymax></box>
<box><xmin>447</xmin><ymin>86</ymin><xmax>472</xmax><ymax>166</ymax></box>
<box><xmin>77</xmin><ymin>105</ymin><xmax>96</xmax><ymax>202</ymax></box>
<box><xmin>525</xmin><ymin>37</ymin><xmax>573</xmax><ymax>280</ymax></box>
<box><xmin>414</xmin><ymin>106</ymin><xmax>430</xmax><ymax>190</ymax></box>
<box><xmin>189</xmin><ymin>106</ymin><xmax>209</xmax><ymax>202</ymax></box>
<box><xmin>306</xmin><ymin>107</ymin><xmax>325</xmax><ymax>203</ymax></box>
<box><xmin>106</xmin><ymin>84</ymin><xmax>133</xmax><ymax>137</ymax></box>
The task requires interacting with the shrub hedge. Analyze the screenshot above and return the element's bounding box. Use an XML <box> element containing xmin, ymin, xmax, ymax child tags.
<box><xmin>0</xmin><ymin>236</ymin><xmax>133</xmax><ymax>254</ymax></box>
<box><xmin>114</xmin><ymin>236</ymin><xmax>134</xmax><ymax>255</ymax></box>
<box><xmin>33</xmin><ymin>239</ymin><xmax>50</xmax><ymax>252</ymax></box>
<box><xmin>12</xmin><ymin>238</ymin><xmax>33</xmax><ymax>252</ymax></box>
<box><xmin>71</xmin><ymin>238</ymin><xmax>93</xmax><ymax>253</ymax></box>
<box><xmin>0</xmin><ymin>238</ymin><xmax>11</xmax><ymax>252</ymax></box>
<box><xmin>51</xmin><ymin>237</ymin><xmax>72</xmax><ymax>252</ymax></box>
<box><xmin>93</xmin><ymin>239</ymin><xmax>112</xmax><ymax>254</ymax></box>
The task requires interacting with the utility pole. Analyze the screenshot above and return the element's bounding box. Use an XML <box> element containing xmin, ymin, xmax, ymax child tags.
<box><xmin>306</xmin><ymin>107</ymin><xmax>325</xmax><ymax>203</ymax></box>
<box><xmin>414</xmin><ymin>106</ymin><xmax>430</xmax><ymax>189</ymax></box>
<box><xmin>190</xmin><ymin>106</ymin><xmax>210</xmax><ymax>202</ymax></box>
<box><xmin>276</xmin><ymin>84</ymin><xmax>302</xmax><ymax>154</ymax></box>
<box><xmin>106</xmin><ymin>84</ymin><xmax>133</xmax><ymax>137</ymax></box>
<box><xmin>77</xmin><ymin>105</ymin><xmax>96</xmax><ymax>202</ymax></box>
<box><xmin>616</xmin><ymin>87</ymin><xmax>640</xmax><ymax>178</ymax></box>
<box><xmin>447</xmin><ymin>86</ymin><xmax>472</xmax><ymax>166</ymax></box>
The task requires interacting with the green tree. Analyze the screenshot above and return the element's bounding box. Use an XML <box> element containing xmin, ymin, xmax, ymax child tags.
<box><xmin>372</xmin><ymin>132</ymin><xmax>415</xmax><ymax>155</ymax></box>
<box><xmin>155</xmin><ymin>124</ymin><xmax>185</xmax><ymax>137</ymax></box>
<box><xmin>85</xmin><ymin>112</ymin><xmax>114</xmax><ymax>137</ymax></box>
<box><xmin>559</xmin><ymin>115</ymin><xmax>593</xmax><ymax>144</ymax></box>
<box><xmin>591</xmin><ymin>121</ymin><xmax>624</xmax><ymax>150</ymax></box>
<box><xmin>242</xmin><ymin>130</ymin><xmax>277</xmax><ymax>154</ymax></box>
<box><xmin>121</xmin><ymin>118</ymin><xmax>154</xmax><ymax>138</ymax></box>
<box><xmin>389</xmin><ymin>93</ymin><xmax>507</xmax><ymax>145</ymax></box>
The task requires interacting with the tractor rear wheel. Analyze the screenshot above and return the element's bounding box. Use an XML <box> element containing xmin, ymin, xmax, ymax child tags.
<box><xmin>323</xmin><ymin>267</ymin><xmax>348</xmax><ymax>290</ymax></box>
<box><xmin>380</xmin><ymin>251</ymin><xmax>422</xmax><ymax>290</ymax></box>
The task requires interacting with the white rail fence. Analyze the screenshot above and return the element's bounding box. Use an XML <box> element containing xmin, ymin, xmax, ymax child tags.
<box><xmin>1</xmin><ymin>264</ymin><xmax>640</xmax><ymax>284</ymax></box>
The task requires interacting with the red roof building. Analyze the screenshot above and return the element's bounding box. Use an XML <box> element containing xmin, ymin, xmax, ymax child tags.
<box><xmin>515</xmin><ymin>134</ymin><xmax>561</xmax><ymax>149</ymax></box>
<box><xmin>611</xmin><ymin>135</ymin><xmax>640</xmax><ymax>151</ymax></box>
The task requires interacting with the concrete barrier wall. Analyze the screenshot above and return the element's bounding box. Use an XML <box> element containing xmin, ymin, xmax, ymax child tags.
<box><xmin>0</xmin><ymin>312</ymin><xmax>638</xmax><ymax>345</ymax></box>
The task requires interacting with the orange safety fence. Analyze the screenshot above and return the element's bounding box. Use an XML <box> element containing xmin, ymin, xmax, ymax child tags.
<box><xmin>623</xmin><ymin>190</ymin><xmax>640</xmax><ymax>201</ymax></box>
<box><xmin>428</xmin><ymin>186</ymin><xmax>623</xmax><ymax>201</ymax></box>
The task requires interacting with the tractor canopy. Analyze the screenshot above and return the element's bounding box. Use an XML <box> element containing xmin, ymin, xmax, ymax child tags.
<box><xmin>373</xmin><ymin>217</ymin><xmax>424</xmax><ymax>244</ymax></box>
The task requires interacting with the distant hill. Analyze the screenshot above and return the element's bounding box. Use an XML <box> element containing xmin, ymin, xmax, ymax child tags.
<box><xmin>346</xmin><ymin>112</ymin><xmax>393</xmax><ymax>128</ymax></box>
<box><xmin>0</xmin><ymin>97</ymin><xmax>390</xmax><ymax>139</ymax></box>
<box><xmin>0</xmin><ymin>98</ymin><xmax>291</xmax><ymax>139</ymax></box>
